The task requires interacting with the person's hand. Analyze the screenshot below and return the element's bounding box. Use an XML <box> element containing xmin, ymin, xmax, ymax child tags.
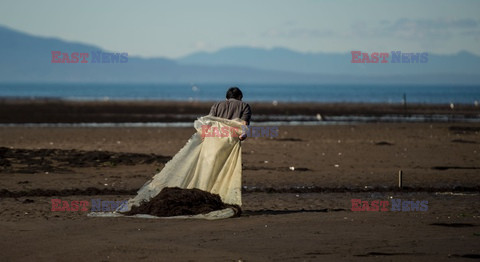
<box><xmin>239</xmin><ymin>133</ymin><xmax>247</xmax><ymax>141</ymax></box>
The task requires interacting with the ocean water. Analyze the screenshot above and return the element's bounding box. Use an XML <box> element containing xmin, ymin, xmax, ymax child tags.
<box><xmin>0</xmin><ymin>83</ymin><xmax>479</xmax><ymax>104</ymax></box>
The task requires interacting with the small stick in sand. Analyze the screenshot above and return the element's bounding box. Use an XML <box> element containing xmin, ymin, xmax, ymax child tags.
<box><xmin>398</xmin><ymin>170</ymin><xmax>403</xmax><ymax>189</ymax></box>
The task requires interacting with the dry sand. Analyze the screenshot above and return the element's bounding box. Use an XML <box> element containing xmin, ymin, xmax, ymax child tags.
<box><xmin>0</xmin><ymin>101</ymin><xmax>479</xmax><ymax>261</ymax></box>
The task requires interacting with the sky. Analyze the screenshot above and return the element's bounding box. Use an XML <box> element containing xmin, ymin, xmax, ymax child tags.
<box><xmin>0</xmin><ymin>0</ymin><xmax>479</xmax><ymax>59</ymax></box>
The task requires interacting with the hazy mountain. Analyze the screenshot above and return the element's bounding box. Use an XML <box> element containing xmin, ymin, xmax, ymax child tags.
<box><xmin>0</xmin><ymin>25</ymin><xmax>479</xmax><ymax>84</ymax></box>
<box><xmin>179</xmin><ymin>46</ymin><xmax>480</xmax><ymax>76</ymax></box>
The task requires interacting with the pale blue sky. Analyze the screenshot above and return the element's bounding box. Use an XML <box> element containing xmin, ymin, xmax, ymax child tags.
<box><xmin>0</xmin><ymin>0</ymin><xmax>479</xmax><ymax>58</ymax></box>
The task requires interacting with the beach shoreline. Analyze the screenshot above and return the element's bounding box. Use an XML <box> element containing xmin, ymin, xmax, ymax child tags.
<box><xmin>0</xmin><ymin>102</ymin><xmax>479</xmax><ymax>260</ymax></box>
<box><xmin>0</xmin><ymin>98</ymin><xmax>479</xmax><ymax>123</ymax></box>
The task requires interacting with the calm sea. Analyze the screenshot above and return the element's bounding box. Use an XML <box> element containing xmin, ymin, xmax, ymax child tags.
<box><xmin>0</xmin><ymin>83</ymin><xmax>479</xmax><ymax>104</ymax></box>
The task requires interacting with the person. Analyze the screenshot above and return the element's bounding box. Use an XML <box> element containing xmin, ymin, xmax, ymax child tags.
<box><xmin>209</xmin><ymin>87</ymin><xmax>251</xmax><ymax>141</ymax></box>
<box><xmin>103</xmin><ymin>87</ymin><xmax>249</xmax><ymax>219</ymax></box>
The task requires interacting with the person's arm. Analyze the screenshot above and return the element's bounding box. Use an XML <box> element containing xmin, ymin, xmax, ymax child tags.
<box><xmin>239</xmin><ymin>120</ymin><xmax>248</xmax><ymax>141</ymax></box>
<box><xmin>241</xmin><ymin>104</ymin><xmax>252</xmax><ymax>126</ymax></box>
<box><xmin>209</xmin><ymin>103</ymin><xmax>217</xmax><ymax>116</ymax></box>
<box><xmin>239</xmin><ymin>104</ymin><xmax>251</xmax><ymax>141</ymax></box>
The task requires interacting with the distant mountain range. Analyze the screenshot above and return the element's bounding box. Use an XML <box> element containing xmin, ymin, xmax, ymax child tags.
<box><xmin>0</xmin><ymin>25</ymin><xmax>479</xmax><ymax>84</ymax></box>
<box><xmin>179</xmin><ymin>47</ymin><xmax>480</xmax><ymax>76</ymax></box>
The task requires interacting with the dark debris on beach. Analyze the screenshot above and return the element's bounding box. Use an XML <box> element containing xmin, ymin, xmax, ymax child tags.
<box><xmin>122</xmin><ymin>187</ymin><xmax>241</xmax><ymax>217</ymax></box>
<box><xmin>0</xmin><ymin>147</ymin><xmax>170</xmax><ymax>174</ymax></box>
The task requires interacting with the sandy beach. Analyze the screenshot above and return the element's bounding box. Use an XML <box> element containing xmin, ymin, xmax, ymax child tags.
<box><xmin>0</xmin><ymin>100</ymin><xmax>479</xmax><ymax>261</ymax></box>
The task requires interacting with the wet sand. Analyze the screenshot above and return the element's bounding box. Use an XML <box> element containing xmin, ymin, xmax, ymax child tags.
<box><xmin>0</xmin><ymin>99</ymin><xmax>479</xmax><ymax>123</ymax></box>
<box><xmin>0</xmin><ymin>101</ymin><xmax>480</xmax><ymax>261</ymax></box>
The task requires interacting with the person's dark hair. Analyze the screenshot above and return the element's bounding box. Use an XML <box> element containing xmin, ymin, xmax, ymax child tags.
<box><xmin>226</xmin><ymin>87</ymin><xmax>243</xmax><ymax>100</ymax></box>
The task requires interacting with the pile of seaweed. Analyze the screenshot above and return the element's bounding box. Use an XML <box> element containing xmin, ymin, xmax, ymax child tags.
<box><xmin>123</xmin><ymin>187</ymin><xmax>241</xmax><ymax>217</ymax></box>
